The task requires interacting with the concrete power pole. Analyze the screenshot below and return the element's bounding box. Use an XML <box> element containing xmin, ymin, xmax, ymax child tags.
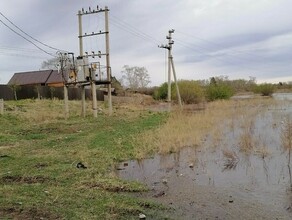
<box><xmin>105</xmin><ymin>6</ymin><xmax>113</xmax><ymax>115</ymax></box>
<box><xmin>167</xmin><ymin>30</ymin><xmax>173</xmax><ymax>103</ymax></box>
<box><xmin>159</xmin><ymin>29</ymin><xmax>182</xmax><ymax>109</ymax></box>
<box><xmin>77</xmin><ymin>6</ymin><xmax>113</xmax><ymax>117</ymax></box>
<box><xmin>78</xmin><ymin>10</ymin><xmax>87</xmax><ymax>117</ymax></box>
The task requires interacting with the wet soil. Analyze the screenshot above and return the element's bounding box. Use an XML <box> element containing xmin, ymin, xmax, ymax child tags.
<box><xmin>117</xmin><ymin>94</ymin><xmax>292</xmax><ymax>219</ymax></box>
<box><xmin>0</xmin><ymin>207</ymin><xmax>61</xmax><ymax>220</ymax></box>
<box><xmin>1</xmin><ymin>175</ymin><xmax>53</xmax><ymax>184</ymax></box>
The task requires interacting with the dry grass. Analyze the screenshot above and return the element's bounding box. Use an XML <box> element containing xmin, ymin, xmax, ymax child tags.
<box><xmin>281</xmin><ymin>116</ymin><xmax>292</xmax><ymax>164</ymax></box>
<box><xmin>255</xmin><ymin>145</ymin><xmax>271</xmax><ymax>159</ymax></box>
<box><xmin>4</xmin><ymin>99</ymin><xmax>100</xmax><ymax>122</ymax></box>
<box><xmin>135</xmin><ymin>98</ymin><xmax>278</xmax><ymax>157</ymax></box>
<box><xmin>222</xmin><ymin>149</ymin><xmax>239</xmax><ymax>170</ymax></box>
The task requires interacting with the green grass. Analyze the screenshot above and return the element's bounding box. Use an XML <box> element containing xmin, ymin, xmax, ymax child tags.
<box><xmin>0</xmin><ymin>100</ymin><xmax>169</xmax><ymax>219</ymax></box>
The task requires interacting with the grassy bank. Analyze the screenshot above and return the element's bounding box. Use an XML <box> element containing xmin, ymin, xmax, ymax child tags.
<box><xmin>0</xmin><ymin>99</ymin><xmax>168</xmax><ymax>219</ymax></box>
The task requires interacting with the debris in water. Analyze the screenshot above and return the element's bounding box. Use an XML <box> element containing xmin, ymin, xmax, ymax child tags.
<box><xmin>229</xmin><ymin>195</ymin><xmax>234</xmax><ymax>203</ymax></box>
<box><xmin>162</xmin><ymin>178</ymin><xmax>168</xmax><ymax>184</ymax></box>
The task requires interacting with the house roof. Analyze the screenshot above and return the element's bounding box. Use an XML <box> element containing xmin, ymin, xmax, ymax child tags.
<box><xmin>8</xmin><ymin>70</ymin><xmax>65</xmax><ymax>86</ymax></box>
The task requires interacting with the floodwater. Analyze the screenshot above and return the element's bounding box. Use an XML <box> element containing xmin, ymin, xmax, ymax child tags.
<box><xmin>117</xmin><ymin>93</ymin><xmax>292</xmax><ymax>219</ymax></box>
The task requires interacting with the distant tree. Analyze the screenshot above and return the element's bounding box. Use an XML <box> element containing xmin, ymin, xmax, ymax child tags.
<box><xmin>41</xmin><ymin>57</ymin><xmax>59</xmax><ymax>70</ymax></box>
<box><xmin>210</xmin><ymin>77</ymin><xmax>217</xmax><ymax>85</ymax></box>
<box><xmin>9</xmin><ymin>84</ymin><xmax>21</xmax><ymax>100</ymax></box>
<box><xmin>121</xmin><ymin>65</ymin><xmax>151</xmax><ymax>90</ymax></box>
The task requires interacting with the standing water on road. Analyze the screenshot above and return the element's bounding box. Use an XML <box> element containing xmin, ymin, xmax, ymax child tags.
<box><xmin>117</xmin><ymin>94</ymin><xmax>292</xmax><ymax>219</ymax></box>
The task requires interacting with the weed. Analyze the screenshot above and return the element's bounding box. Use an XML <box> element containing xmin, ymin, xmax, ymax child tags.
<box><xmin>281</xmin><ymin>116</ymin><xmax>292</xmax><ymax>164</ymax></box>
<box><xmin>222</xmin><ymin>149</ymin><xmax>239</xmax><ymax>170</ymax></box>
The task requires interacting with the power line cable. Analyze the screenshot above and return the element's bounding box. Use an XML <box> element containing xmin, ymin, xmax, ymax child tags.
<box><xmin>0</xmin><ymin>18</ymin><xmax>56</xmax><ymax>57</ymax></box>
<box><xmin>110</xmin><ymin>20</ymin><xmax>153</xmax><ymax>43</ymax></box>
<box><xmin>0</xmin><ymin>45</ymin><xmax>48</xmax><ymax>54</ymax></box>
<box><xmin>174</xmin><ymin>39</ymin><xmax>276</xmax><ymax>75</ymax></box>
<box><xmin>0</xmin><ymin>11</ymin><xmax>68</xmax><ymax>52</ymax></box>
<box><xmin>0</xmin><ymin>51</ymin><xmax>49</xmax><ymax>59</ymax></box>
<box><xmin>110</xmin><ymin>14</ymin><xmax>162</xmax><ymax>45</ymax></box>
<box><xmin>176</xmin><ymin>30</ymin><xmax>266</xmax><ymax>60</ymax></box>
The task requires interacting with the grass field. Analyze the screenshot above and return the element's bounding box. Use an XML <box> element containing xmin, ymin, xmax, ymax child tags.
<box><xmin>0</xmin><ymin>99</ymin><xmax>170</xmax><ymax>219</ymax></box>
<box><xmin>0</xmin><ymin>97</ymin><xmax>279</xmax><ymax>219</ymax></box>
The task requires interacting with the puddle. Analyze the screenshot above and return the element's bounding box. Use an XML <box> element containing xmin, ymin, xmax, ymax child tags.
<box><xmin>117</xmin><ymin>94</ymin><xmax>292</xmax><ymax>219</ymax></box>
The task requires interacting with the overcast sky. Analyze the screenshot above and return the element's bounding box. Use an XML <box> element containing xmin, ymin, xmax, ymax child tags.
<box><xmin>0</xmin><ymin>0</ymin><xmax>291</xmax><ymax>86</ymax></box>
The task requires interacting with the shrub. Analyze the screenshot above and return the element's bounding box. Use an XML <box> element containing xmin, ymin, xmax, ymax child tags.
<box><xmin>206</xmin><ymin>84</ymin><xmax>234</xmax><ymax>101</ymax></box>
<box><xmin>172</xmin><ymin>80</ymin><xmax>205</xmax><ymax>104</ymax></box>
<box><xmin>153</xmin><ymin>82</ymin><xmax>175</xmax><ymax>100</ymax></box>
<box><xmin>253</xmin><ymin>83</ymin><xmax>274</xmax><ymax>96</ymax></box>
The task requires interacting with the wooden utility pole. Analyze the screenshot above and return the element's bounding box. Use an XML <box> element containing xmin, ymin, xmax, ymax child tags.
<box><xmin>159</xmin><ymin>29</ymin><xmax>182</xmax><ymax>109</ymax></box>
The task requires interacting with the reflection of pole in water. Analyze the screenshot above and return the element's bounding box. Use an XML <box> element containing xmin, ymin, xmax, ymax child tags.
<box><xmin>288</xmin><ymin>164</ymin><xmax>292</xmax><ymax>190</ymax></box>
<box><xmin>262</xmin><ymin>158</ymin><xmax>269</xmax><ymax>185</ymax></box>
<box><xmin>174</xmin><ymin>151</ymin><xmax>180</xmax><ymax>169</ymax></box>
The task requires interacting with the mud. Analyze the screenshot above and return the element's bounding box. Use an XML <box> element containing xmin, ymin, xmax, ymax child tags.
<box><xmin>0</xmin><ymin>207</ymin><xmax>61</xmax><ymax>220</ymax></box>
<box><xmin>117</xmin><ymin>94</ymin><xmax>292</xmax><ymax>219</ymax></box>
<box><xmin>1</xmin><ymin>175</ymin><xmax>52</xmax><ymax>184</ymax></box>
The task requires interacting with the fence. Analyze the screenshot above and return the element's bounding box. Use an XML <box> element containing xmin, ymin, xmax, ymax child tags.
<box><xmin>0</xmin><ymin>85</ymin><xmax>104</xmax><ymax>101</ymax></box>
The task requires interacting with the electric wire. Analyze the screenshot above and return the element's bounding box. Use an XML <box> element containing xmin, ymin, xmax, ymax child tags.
<box><xmin>176</xmin><ymin>30</ymin><xmax>266</xmax><ymax>61</ymax></box>
<box><xmin>174</xmin><ymin>38</ymin><xmax>275</xmax><ymax>75</ymax></box>
<box><xmin>0</xmin><ymin>45</ymin><xmax>48</xmax><ymax>54</ymax></box>
<box><xmin>0</xmin><ymin>11</ymin><xmax>68</xmax><ymax>53</ymax></box>
<box><xmin>110</xmin><ymin>14</ymin><xmax>162</xmax><ymax>45</ymax></box>
<box><xmin>0</xmin><ymin>51</ymin><xmax>49</xmax><ymax>59</ymax></box>
<box><xmin>175</xmin><ymin>39</ymin><xmax>258</xmax><ymax>72</ymax></box>
<box><xmin>110</xmin><ymin>20</ymin><xmax>152</xmax><ymax>43</ymax></box>
<box><xmin>0</xmin><ymin>18</ymin><xmax>56</xmax><ymax>57</ymax></box>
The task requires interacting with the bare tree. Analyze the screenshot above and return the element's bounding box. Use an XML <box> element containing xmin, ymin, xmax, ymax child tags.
<box><xmin>41</xmin><ymin>57</ymin><xmax>59</xmax><ymax>70</ymax></box>
<box><xmin>121</xmin><ymin>65</ymin><xmax>151</xmax><ymax>90</ymax></box>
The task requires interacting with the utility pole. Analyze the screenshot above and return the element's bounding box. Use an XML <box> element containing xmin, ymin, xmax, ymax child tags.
<box><xmin>159</xmin><ymin>29</ymin><xmax>182</xmax><ymax>109</ymax></box>
<box><xmin>64</xmin><ymin>85</ymin><xmax>69</xmax><ymax>119</ymax></box>
<box><xmin>77</xmin><ymin>6</ymin><xmax>113</xmax><ymax>117</ymax></box>
<box><xmin>57</xmin><ymin>51</ymin><xmax>70</xmax><ymax>119</ymax></box>
<box><xmin>0</xmin><ymin>99</ymin><xmax>4</xmax><ymax>115</ymax></box>
<box><xmin>78</xmin><ymin>10</ymin><xmax>87</xmax><ymax>117</ymax></box>
<box><xmin>105</xmin><ymin>6</ymin><xmax>113</xmax><ymax>115</ymax></box>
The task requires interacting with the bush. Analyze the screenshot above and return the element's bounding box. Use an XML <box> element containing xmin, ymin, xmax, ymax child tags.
<box><xmin>253</xmin><ymin>83</ymin><xmax>274</xmax><ymax>96</ymax></box>
<box><xmin>153</xmin><ymin>81</ymin><xmax>205</xmax><ymax>104</ymax></box>
<box><xmin>206</xmin><ymin>84</ymin><xmax>234</xmax><ymax>101</ymax></box>
<box><xmin>172</xmin><ymin>80</ymin><xmax>205</xmax><ymax>104</ymax></box>
<box><xmin>153</xmin><ymin>82</ymin><xmax>174</xmax><ymax>100</ymax></box>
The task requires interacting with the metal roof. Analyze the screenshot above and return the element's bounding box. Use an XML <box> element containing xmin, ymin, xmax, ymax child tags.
<box><xmin>8</xmin><ymin>70</ymin><xmax>65</xmax><ymax>85</ymax></box>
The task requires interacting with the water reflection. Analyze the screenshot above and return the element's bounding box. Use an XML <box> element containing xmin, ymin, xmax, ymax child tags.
<box><xmin>288</xmin><ymin>165</ymin><xmax>292</xmax><ymax>190</ymax></box>
<box><xmin>117</xmin><ymin>93</ymin><xmax>292</xmax><ymax>213</ymax></box>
